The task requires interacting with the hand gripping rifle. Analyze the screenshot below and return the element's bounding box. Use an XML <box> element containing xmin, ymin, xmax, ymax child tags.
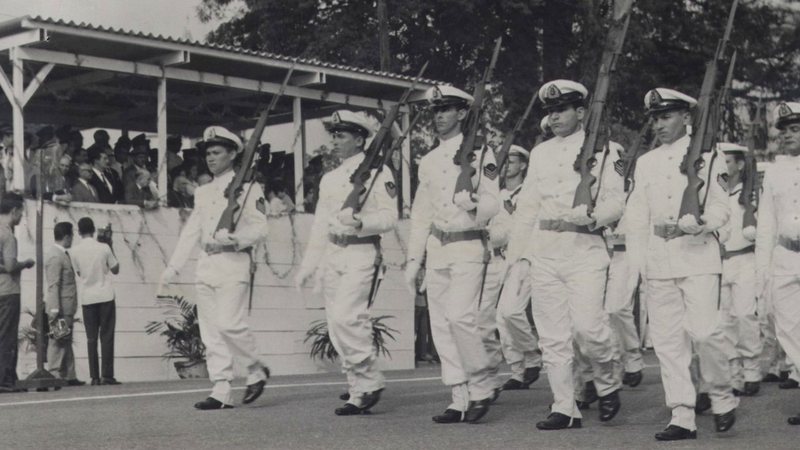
<box><xmin>573</xmin><ymin>0</ymin><xmax>634</xmax><ymax>213</ymax></box>
<box><xmin>341</xmin><ymin>62</ymin><xmax>428</xmax><ymax>213</ymax></box>
<box><xmin>216</xmin><ymin>63</ymin><xmax>296</xmax><ymax>233</ymax></box>
<box><xmin>678</xmin><ymin>0</ymin><xmax>738</xmax><ymax>222</ymax></box>
<box><xmin>496</xmin><ymin>92</ymin><xmax>537</xmax><ymax>188</ymax></box>
<box><xmin>453</xmin><ymin>37</ymin><xmax>502</xmax><ymax>201</ymax></box>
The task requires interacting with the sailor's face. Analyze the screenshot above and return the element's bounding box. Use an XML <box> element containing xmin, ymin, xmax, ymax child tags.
<box><xmin>432</xmin><ymin>105</ymin><xmax>464</xmax><ymax>136</ymax></box>
<box><xmin>205</xmin><ymin>144</ymin><xmax>236</xmax><ymax>175</ymax></box>
<box><xmin>331</xmin><ymin>131</ymin><xmax>363</xmax><ymax>159</ymax></box>
<box><xmin>548</xmin><ymin>105</ymin><xmax>583</xmax><ymax>137</ymax></box>
<box><xmin>780</xmin><ymin>123</ymin><xmax>800</xmax><ymax>156</ymax></box>
<box><xmin>652</xmin><ymin>110</ymin><xmax>689</xmax><ymax>145</ymax></box>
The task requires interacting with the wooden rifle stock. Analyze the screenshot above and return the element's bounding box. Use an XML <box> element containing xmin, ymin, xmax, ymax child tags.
<box><xmin>341</xmin><ymin>62</ymin><xmax>428</xmax><ymax>213</ymax></box>
<box><xmin>216</xmin><ymin>64</ymin><xmax>296</xmax><ymax>233</ymax></box>
<box><xmin>623</xmin><ymin>118</ymin><xmax>653</xmax><ymax>195</ymax></box>
<box><xmin>573</xmin><ymin>0</ymin><xmax>634</xmax><ymax>213</ymax></box>
<box><xmin>496</xmin><ymin>92</ymin><xmax>537</xmax><ymax>188</ymax></box>
<box><xmin>453</xmin><ymin>38</ymin><xmax>502</xmax><ymax>201</ymax></box>
<box><xmin>678</xmin><ymin>0</ymin><xmax>738</xmax><ymax>222</ymax></box>
<box><xmin>741</xmin><ymin>102</ymin><xmax>763</xmax><ymax>229</ymax></box>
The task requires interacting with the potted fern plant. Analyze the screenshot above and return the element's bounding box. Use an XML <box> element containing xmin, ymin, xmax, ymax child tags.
<box><xmin>145</xmin><ymin>296</ymin><xmax>207</xmax><ymax>379</ymax></box>
<box><xmin>304</xmin><ymin>315</ymin><xmax>398</xmax><ymax>363</ymax></box>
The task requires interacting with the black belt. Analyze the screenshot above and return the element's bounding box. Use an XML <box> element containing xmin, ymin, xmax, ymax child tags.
<box><xmin>328</xmin><ymin>234</ymin><xmax>380</xmax><ymax>247</ymax></box>
<box><xmin>722</xmin><ymin>244</ymin><xmax>755</xmax><ymax>260</ymax></box>
<box><xmin>430</xmin><ymin>225</ymin><xmax>487</xmax><ymax>246</ymax></box>
<box><xmin>612</xmin><ymin>244</ymin><xmax>626</xmax><ymax>252</ymax></box>
<box><xmin>779</xmin><ymin>237</ymin><xmax>800</xmax><ymax>252</ymax></box>
<box><xmin>203</xmin><ymin>243</ymin><xmax>246</xmax><ymax>255</ymax></box>
<box><xmin>538</xmin><ymin>219</ymin><xmax>602</xmax><ymax>236</ymax></box>
<box><xmin>653</xmin><ymin>224</ymin><xmax>685</xmax><ymax>239</ymax></box>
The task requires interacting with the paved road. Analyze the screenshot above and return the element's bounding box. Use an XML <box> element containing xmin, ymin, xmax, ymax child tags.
<box><xmin>1</xmin><ymin>355</ymin><xmax>798</xmax><ymax>449</ymax></box>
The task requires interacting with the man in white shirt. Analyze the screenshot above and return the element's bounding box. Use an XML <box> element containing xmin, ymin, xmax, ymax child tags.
<box><xmin>70</xmin><ymin>217</ymin><xmax>120</xmax><ymax>386</ymax></box>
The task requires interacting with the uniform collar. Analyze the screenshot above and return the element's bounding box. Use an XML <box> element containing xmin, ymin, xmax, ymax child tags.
<box><xmin>212</xmin><ymin>169</ymin><xmax>235</xmax><ymax>186</ymax></box>
<box><xmin>664</xmin><ymin>134</ymin><xmax>691</xmax><ymax>152</ymax></box>
<box><xmin>729</xmin><ymin>182</ymin><xmax>742</xmax><ymax>196</ymax></box>
<box><xmin>53</xmin><ymin>243</ymin><xmax>67</xmax><ymax>253</ymax></box>
<box><xmin>552</xmin><ymin>126</ymin><xmax>584</xmax><ymax>144</ymax></box>
<box><xmin>341</xmin><ymin>152</ymin><xmax>365</xmax><ymax>170</ymax></box>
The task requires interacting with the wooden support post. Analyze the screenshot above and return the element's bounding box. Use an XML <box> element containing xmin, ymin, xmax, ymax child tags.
<box><xmin>11</xmin><ymin>49</ymin><xmax>25</xmax><ymax>193</ymax></box>
<box><xmin>157</xmin><ymin>76</ymin><xmax>168</xmax><ymax>202</ymax></box>
<box><xmin>401</xmin><ymin>112</ymin><xmax>412</xmax><ymax>217</ymax></box>
<box><xmin>292</xmin><ymin>97</ymin><xmax>305</xmax><ymax>212</ymax></box>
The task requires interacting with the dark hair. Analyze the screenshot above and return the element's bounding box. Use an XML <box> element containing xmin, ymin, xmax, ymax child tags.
<box><xmin>731</xmin><ymin>152</ymin><xmax>745</xmax><ymax>164</ymax></box>
<box><xmin>54</xmin><ymin>222</ymin><xmax>73</xmax><ymax>241</ymax></box>
<box><xmin>78</xmin><ymin>217</ymin><xmax>95</xmax><ymax>235</ymax></box>
<box><xmin>0</xmin><ymin>192</ymin><xmax>24</xmax><ymax>214</ymax></box>
<box><xmin>87</xmin><ymin>146</ymin><xmax>105</xmax><ymax>165</ymax></box>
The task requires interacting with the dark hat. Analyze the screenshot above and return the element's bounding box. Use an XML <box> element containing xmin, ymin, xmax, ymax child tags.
<box><xmin>131</xmin><ymin>133</ymin><xmax>150</xmax><ymax>149</ymax></box>
<box><xmin>36</xmin><ymin>126</ymin><xmax>55</xmax><ymax>143</ymax></box>
<box><xmin>774</xmin><ymin>102</ymin><xmax>800</xmax><ymax>130</ymax></box>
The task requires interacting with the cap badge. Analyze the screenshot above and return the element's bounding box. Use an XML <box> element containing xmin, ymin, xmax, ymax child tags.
<box><xmin>648</xmin><ymin>90</ymin><xmax>662</xmax><ymax>108</ymax></box>
<box><xmin>432</xmin><ymin>87</ymin><xmax>443</xmax><ymax>100</ymax></box>
<box><xmin>545</xmin><ymin>84</ymin><xmax>561</xmax><ymax>99</ymax></box>
<box><xmin>778</xmin><ymin>103</ymin><xmax>791</xmax><ymax>117</ymax></box>
<box><xmin>332</xmin><ymin>112</ymin><xmax>341</xmax><ymax>124</ymax></box>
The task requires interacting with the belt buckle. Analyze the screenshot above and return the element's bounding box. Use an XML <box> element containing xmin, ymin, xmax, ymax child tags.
<box><xmin>440</xmin><ymin>231</ymin><xmax>452</xmax><ymax>246</ymax></box>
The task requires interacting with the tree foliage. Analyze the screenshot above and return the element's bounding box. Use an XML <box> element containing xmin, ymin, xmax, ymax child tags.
<box><xmin>198</xmin><ymin>0</ymin><xmax>800</xmax><ymax>147</ymax></box>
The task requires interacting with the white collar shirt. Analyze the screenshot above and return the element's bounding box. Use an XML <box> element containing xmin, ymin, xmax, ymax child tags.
<box><xmin>756</xmin><ymin>155</ymin><xmax>800</xmax><ymax>276</ymax></box>
<box><xmin>69</xmin><ymin>237</ymin><xmax>118</xmax><ymax>305</ymax></box>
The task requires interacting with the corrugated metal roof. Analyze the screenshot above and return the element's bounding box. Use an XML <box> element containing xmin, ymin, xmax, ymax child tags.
<box><xmin>17</xmin><ymin>15</ymin><xmax>440</xmax><ymax>87</ymax></box>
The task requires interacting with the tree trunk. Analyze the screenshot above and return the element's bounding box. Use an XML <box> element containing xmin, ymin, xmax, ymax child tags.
<box><xmin>377</xmin><ymin>0</ymin><xmax>391</xmax><ymax>72</ymax></box>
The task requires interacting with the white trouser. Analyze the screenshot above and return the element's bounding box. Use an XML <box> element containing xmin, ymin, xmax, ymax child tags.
<box><xmin>758</xmin><ymin>282</ymin><xmax>795</xmax><ymax>378</ymax></box>
<box><xmin>720</xmin><ymin>253</ymin><xmax>762</xmax><ymax>385</ymax></box>
<box><xmin>771</xmin><ymin>275</ymin><xmax>800</xmax><ymax>386</ymax></box>
<box><xmin>605</xmin><ymin>251</ymin><xmax>644</xmax><ymax>373</ymax></box>
<box><xmin>196</xmin><ymin>281</ymin><xmax>267</xmax><ymax>405</ymax></box>
<box><xmin>427</xmin><ymin>262</ymin><xmax>494</xmax><ymax>409</ymax></box>
<box><xmin>477</xmin><ymin>256</ymin><xmax>507</xmax><ymax>390</ymax></box>
<box><xmin>497</xmin><ymin>262</ymin><xmax>542</xmax><ymax>382</ymax></box>
<box><xmin>529</xmin><ymin>257</ymin><xmax>621</xmax><ymax>419</ymax></box>
<box><xmin>323</xmin><ymin>258</ymin><xmax>385</xmax><ymax>403</ymax></box>
<box><xmin>646</xmin><ymin>275</ymin><xmax>738</xmax><ymax>431</ymax></box>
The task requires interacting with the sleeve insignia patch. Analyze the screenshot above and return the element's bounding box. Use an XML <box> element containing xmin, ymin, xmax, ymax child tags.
<box><xmin>256</xmin><ymin>197</ymin><xmax>267</xmax><ymax>215</ymax></box>
<box><xmin>483</xmin><ymin>163</ymin><xmax>498</xmax><ymax>180</ymax></box>
<box><xmin>504</xmin><ymin>199</ymin><xmax>515</xmax><ymax>214</ymax></box>
<box><xmin>614</xmin><ymin>159</ymin><xmax>625</xmax><ymax>176</ymax></box>
<box><xmin>717</xmin><ymin>173</ymin><xmax>729</xmax><ymax>193</ymax></box>
<box><xmin>385</xmin><ymin>181</ymin><xmax>397</xmax><ymax>198</ymax></box>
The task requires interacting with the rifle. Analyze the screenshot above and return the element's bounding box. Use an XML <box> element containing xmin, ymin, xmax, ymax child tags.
<box><xmin>496</xmin><ymin>92</ymin><xmax>537</xmax><ymax>188</ymax></box>
<box><xmin>341</xmin><ymin>62</ymin><xmax>429</xmax><ymax>213</ymax></box>
<box><xmin>741</xmin><ymin>101</ymin><xmax>763</xmax><ymax>229</ymax></box>
<box><xmin>453</xmin><ymin>38</ymin><xmax>502</xmax><ymax>201</ymax></box>
<box><xmin>678</xmin><ymin>0</ymin><xmax>738</xmax><ymax>222</ymax></box>
<box><xmin>573</xmin><ymin>0</ymin><xmax>634</xmax><ymax>213</ymax></box>
<box><xmin>622</xmin><ymin>117</ymin><xmax>653</xmax><ymax>196</ymax></box>
<box><xmin>216</xmin><ymin>63</ymin><xmax>296</xmax><ymax>232</ymax></box>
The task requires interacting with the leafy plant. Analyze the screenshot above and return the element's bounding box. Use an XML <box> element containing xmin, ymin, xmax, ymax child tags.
<box><xmin>18</xmin><ymin>308</ymin><xmax>81</xmax><ymax>352</ymax></box>
<box><xmin>304</xmin><ymin>315</ymin><xmax>398</xmax><ymax>362</ymax></box>
<box><xmin>145</xmin><ymin>296</ymin><xmax>206</xmax><ymax>362</ymax></box>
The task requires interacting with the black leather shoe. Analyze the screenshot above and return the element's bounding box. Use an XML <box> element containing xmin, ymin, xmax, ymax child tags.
<box><xmin>622</xmin><ymin>370</ymin><xmax>643</xmax><ymax>388</ymax></box>
<box><xmin>101</xmin><ymin>378</ymin><xmax>122</xmax><ymax>385</ymax></box>
<box><xmin>598</xmin><ymin>389</ymin><xmax>621</xmax><ymax>422</ymax></box>
<box><xmin>536</xmin><ymin>412</ymin><xmax>581</xmax><ymax>430</ymax></box>
<box><xmin>655</xmin><ymin>425</ymin><xmax>697</xmax><ymax>441</ymax></box>
<box><xmin>36</xmin><ymin>387</ymin><xmax>48</xmax><ymax>392</ymax></box>
<box><xmin>695</xmin><ymin>393</ymin><xmax>711</xmax><ymax>414</ymax></box>
<box><xmin>432</xmin><ymin>408</ymin><xmax>465</xmax><ymax>424</ymax></box>
<box><xmin>714</xmin><ymin>409</ymin><xmax>736</xmax><ymax>432</ymax></box>
<box><xmin>465</xmin><ymin>398</ymin><xmax>491</xmax><ymax>423</ymax></box>
<box><xmin>522</xmin><ymin>366</ymin><xmax>541</xmax><ymax>386</ymax></box>
<box><xmin>780</xmin><ymin>370</ymin><xmax>790</xmax><ymax>381</ymax></box>
<box><xmin>67</xmin><ymin>379</ymin><xmax>86</xmax><ymax>386</ymax></box>
<box><xmin>502</xmin><ymin>379</ymin><xmax>528</xmax><ymax>390</ymax></box>
<box><xmin>194</xmin><ymin>397</ymin><xmax>233</xmax><ymax>410</ymax></box>
<box><xmin>576</xmin><ymin>400</ymin><xmax>591</xmax><ymax>410</ymax></box>
<box><xmin>779</xmin><ymin>378</ymin><xmax>799</xmax><ymax>389</ymax></box>
<box><xmin>762</xmin><ymin>373</ymin><xmax>781</xmax><ymax>382</ymax></box>
<box><xmin>242</xmin><ymin>368</ymin><xmax>271</xmax><ymax>404</ymax></box>
<box><xmin>335</xmin><ymin>403</ymin><xmax>365</xmax><ymax>416</ymax></box>
<box><xmin>788</xmin><ymin>414</ymin><xmax>800</xmax><ymax>425</ymax></box>
<box><xmin>583</xmin><ymin>381</ymin><xmax>598</xmax><ymax>404</ymax></box>
<box><xmin>360</xmin><ymin>389</ymin><xmax>383</xmax><ymax>411</ymax></box>
<box><xmin>339</xmin><ymin>392</ymin><xmax>350</xmax><ymax>401</ymax></box>
<box><xmin>742</xmin><ymin>381</ymin><xmax>760</xmax><ymax>396</ymax></box>
<box><xmin>90</xmin><ymin>378</ymin><xmax>102</xmax><ymax>386</ymax></box>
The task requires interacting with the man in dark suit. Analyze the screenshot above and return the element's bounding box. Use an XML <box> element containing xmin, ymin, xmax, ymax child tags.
<box><xmin>45</xmin><ymin>222</ymin><xmax>84</xmax><ymax>386</ymax></box>
<box><xmin>70</xmin><ymin>163</ymin><xmax>99</xmax><ymax>203</ymax></box>
<box><xmin>87</xmin><ymin>147</ymin><xmax>116</xmax><ymax>204</ymax></box>
<box><xmin>124</xmin><ymin>168</ymin><xmax>158</xmax><ymax>209</ymax></box>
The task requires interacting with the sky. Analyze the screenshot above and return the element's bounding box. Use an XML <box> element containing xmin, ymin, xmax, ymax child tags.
<box><xmin>0</xmin><ymin>0</ymin><xmax>234</xmax><ymax>41</ymax></box>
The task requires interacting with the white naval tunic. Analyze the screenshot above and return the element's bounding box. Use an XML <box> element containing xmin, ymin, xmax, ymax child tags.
<box><xmin>408</xmin><ymin>132</ymin><xmax>500</xmax><ymax>407</ymax></box>
<box><xmin>625</xmin><ymin>134</ymin><xmax>736</xmax><ymax>430</ymax></box>
<box><xmin>298</xmin><ymin>153</ymin><xmax>396</xmax><ymax>399</ymax></box>
<box><xmin>756</xmin><ymin>155</ymin><xmax>800</xmax><ymax>396</ymax></box>
<box><xmin>506</xmin><ymin>127</ymin><xmax>624</xmax><ymax>419</ymax></box>
<box><xmin>166</xmin><ymin>169</ymin><xmax>268</xmax><ymax>405</ymax></box>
